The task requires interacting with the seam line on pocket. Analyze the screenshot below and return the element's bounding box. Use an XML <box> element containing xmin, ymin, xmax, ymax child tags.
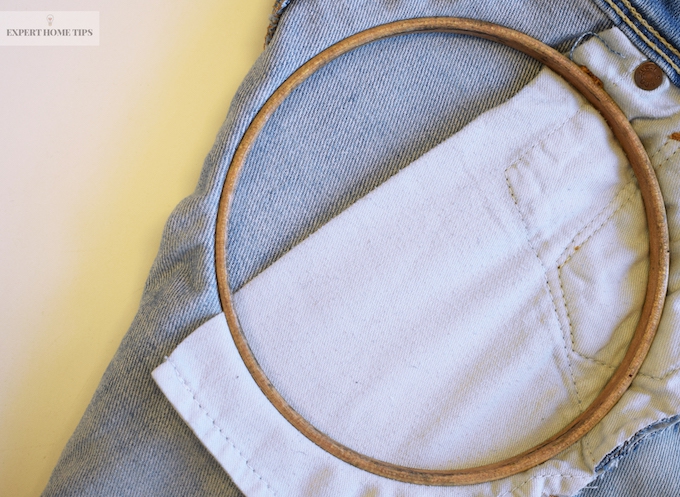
<box><xmin>504</xmin><ymin>105</ymin><xmax>601</xmax><ymax>465</ymax></box>
<box><xmin>557</xmin><ymin>183</ymin><xmax>638</xmax><ymax>371</ymax></box>
<box><xmin>505</xmin><ymin>168</ymin><xmax>590</xmax><ymax>463</ymax></box>
<box><xmin>556</xmin><ymin>138</ymin><xmax>672</xmax><ymax>271</ymax></box>
<box><xmin>507</xmin><ymin>105</ymin><xmax>587</xmax><ymax>171</ymax></box>
<box><xmin>557</xmin><ymin>138</ymin><xmax>680</xmax><ymax>378</ymax></box>
<box><xmin>166</xmin><ymin>358</ymin><xmax>279</xmax><ymax>497</ymax></box>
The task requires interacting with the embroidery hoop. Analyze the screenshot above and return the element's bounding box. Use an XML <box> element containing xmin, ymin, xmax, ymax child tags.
<box><xmin>215</xmin><ymin>17</ymin><xmax>670</xmax><ymax>485</ymax></box>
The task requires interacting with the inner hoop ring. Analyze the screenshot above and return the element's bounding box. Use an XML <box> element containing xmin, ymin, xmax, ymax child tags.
<box><xmin>215</xmin><ymin>17</ymin><xmax>670</xmax><ymax>486</ymax></box>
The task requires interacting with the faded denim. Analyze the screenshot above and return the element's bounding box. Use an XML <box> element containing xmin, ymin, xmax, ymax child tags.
<box><xmin>42</xmin><ymin>1</ymin><xmax>680</xmax><ymax>496</ymax></box>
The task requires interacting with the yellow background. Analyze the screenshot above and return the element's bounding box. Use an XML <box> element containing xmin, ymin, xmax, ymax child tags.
<box><xmin>0</xmin><ymin>1</ymin><xmax>273</xmax><ymax>494</ymax></box>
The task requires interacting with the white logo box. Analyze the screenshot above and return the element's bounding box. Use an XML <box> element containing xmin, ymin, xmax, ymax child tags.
<box><xmin>0</xmin><ymin>11</ymin><xmax>99</xmax><ymax>46</ymax></box>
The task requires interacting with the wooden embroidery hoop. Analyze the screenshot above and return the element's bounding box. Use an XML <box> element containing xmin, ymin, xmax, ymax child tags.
<box><xmin>215</xmin><ymin>17</ymin><xmax>670</xmax><ymax>486</ymax></box>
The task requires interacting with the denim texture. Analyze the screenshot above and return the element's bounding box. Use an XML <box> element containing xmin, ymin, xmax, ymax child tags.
<box><xmin>264</xmin><ymin>0</ymin><xmax>293</xmax><ymax>46</ymax></box>
<box><xmin>578</xmin><ymin>419</ymin><xmax>680</xmax><ymax>496</ymax></box>
<box><xmin>228</xmin><ymin>1</ymin><xmax>612</xmax><ymax>293</ymax></box>
<box><xmin>42</xmin><ymin>1</ymin><xmax>680</xmax><ymax>496</ymax></box>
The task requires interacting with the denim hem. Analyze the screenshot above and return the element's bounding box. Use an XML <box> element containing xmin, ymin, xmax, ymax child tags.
<box><xmin>592</xmin><ymin>0</ymin><xmax>680</xmax><ymax>86</ymax></box>
<box><xmin>264</xmin><ymin>0</ymin><xmax>293</xmax><ymax>46</ymax></box>
<box><xmin>594</xmin><ymin>415</ymin><xmax>680</xmax><ymax>473</ymax></box>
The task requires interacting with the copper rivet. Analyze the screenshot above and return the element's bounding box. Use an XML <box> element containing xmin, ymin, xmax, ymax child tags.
<box><xmin>634</xmin><ymin>60</ymin><xmax>664</xmax><ymax>90</ymax></box>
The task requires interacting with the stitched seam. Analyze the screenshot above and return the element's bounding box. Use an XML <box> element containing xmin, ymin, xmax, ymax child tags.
<box><xmin>496</xmin><ymin>474</ymin><xmax>591</xmax><ymax>497</ymax></box>
<box><xmin>658</xmin><ymin>142</ymin><xmax>680</xmax><ymax>172</ymax></box>
<box><xmin>166</xmin><ymin>358</ymin><xmax>278</xmax><ymax>496</ymax></box>
<box><xmin>559</xmin><ymin>139</ymin><xmax>680</xmax><ymax>379</ymax></box>
<box><xmin>601</xmin><ymin>0</ymin><xmax>680</xmax><ymax>74</ymax></box>
<box><xmin>555</xmin><ymin>179</ymin><xmax>637</xmax><ymax>268</ymax></box>
<box><xmin>648</xmin><ymin>138</ymin><xmax>678</xmax><ymax>170</ymax></box>
<box><xmin>603</xmin><ymin>0</ymin><xmax>680</xmax><ymax>71</ymax></box>
<box><xmin>618</xmin><ymin>0</ymin><xmax>680</xmax><ymax>60</ymax></box>
<box><xmin>555</xmin><ymin>254</ymin><xmax>598</xmax><ymax>468</ymax></box>
<box><xmin>505</xmin><ymin>171</ymin><xmax>585</xmax><ymax>416</ymax></box>
<box><xmin>573</xmin><ymin>352</ymin><xmax>618</xmax><ymax>370</ymax></box>
<box><xmin>504</xmin><ymin>108</ymin><xmax>589</xmax><ymax>422</ymax></box>
<box><xmin>571</xmin><ymin>355</ymin><xmax>680</xmax><ymax>381</ymax></box>
<box><xmin>559</xmin><ymin>182</ymin><xmax>638</xmax><ymax>271</ymax></box>
<box><xmin>508</xmin><ymin>104</ymin><xmax>587</xmax><ymax>168</ymax></box>
<box><xmin>640</xmin><ymin>365</ymin><xmax>680</xmax><ymax>381</ymax></box>
<box><xmin>505</xmin><ymin>105</ymin><xmax>616</xmax><ymax>467</ymax></box>
<box><xmin>556</xmin><ymin>138</ymin><xmax>671</xmax><ymax>269</ymax></box>
<box><xmin>556</xmin><ymin>180</ymin><xmax>642</xmax><ymax>369</ymax></box>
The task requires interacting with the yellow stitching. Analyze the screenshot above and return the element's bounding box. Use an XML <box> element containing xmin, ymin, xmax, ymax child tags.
<box><xmin>618</xmin><ymin>0</ymin><xmax>680</xmax><ymax>59</ymax></box>
<box><xmin>602</xmin><ymin>0</ymin><xmax>680</xmax><ymax>74</ymax></box>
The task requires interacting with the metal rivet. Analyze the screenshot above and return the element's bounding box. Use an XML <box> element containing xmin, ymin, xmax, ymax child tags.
<box><xmin>634</xmin><ymin>60</ymin><xmax>664</xmax><ymax>90</ymax></box>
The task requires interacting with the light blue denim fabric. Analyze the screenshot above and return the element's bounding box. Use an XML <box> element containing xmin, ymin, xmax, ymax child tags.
<box><xmin>578</xmin><ymin>416</ymin><xmax>680</xmax><ymax>496</ymax></box>
<box><xmin>42</xmin><ymin>1</ymin><xmax>680</xmax><ymax>496</ymax></box>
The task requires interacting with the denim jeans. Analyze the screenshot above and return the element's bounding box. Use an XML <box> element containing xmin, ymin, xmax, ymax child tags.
<box><xmin>42</xmin><ymin>1</ymin><xmax>680</xmax><ymax>496</ymax></box>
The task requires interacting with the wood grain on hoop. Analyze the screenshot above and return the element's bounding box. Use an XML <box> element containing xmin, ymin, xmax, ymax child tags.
<box><xmin>215</xmin><ymin>18</ymin><xmax>670</xmax><ymax>486</ymax></box>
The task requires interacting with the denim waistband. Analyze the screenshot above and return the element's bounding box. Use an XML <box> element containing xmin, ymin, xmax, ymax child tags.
<box><xmin>593</xmin><ymin>0</ymin><xmax>680</xmax><ymax>86</ymax></box>
<box><xmin>269</xmin><ymin>0</ymin><xmax>680</xmax><ymax>87</ymax></box>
